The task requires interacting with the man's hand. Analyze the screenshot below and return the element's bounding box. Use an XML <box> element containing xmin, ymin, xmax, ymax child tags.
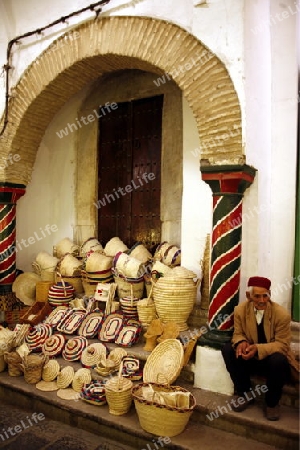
<box><xmin>235</xmin><ymin>341</ymin><xmax>249</xmax><ymax>358</ymax></box>
<box><xmin>241</xmin><ymin>344</ymin><xmax>258</xmax><ymax>360</ymax></box>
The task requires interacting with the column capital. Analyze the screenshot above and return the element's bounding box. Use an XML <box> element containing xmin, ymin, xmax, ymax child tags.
<box><xmin>200</xmin><ymin>162</ymin><xmax>257</xmax><ymax>195</ymax></box>
<box><xmin>0</xmin><ymin>182</ymin><xmax>26</xmax><ymax>203</ymax></box>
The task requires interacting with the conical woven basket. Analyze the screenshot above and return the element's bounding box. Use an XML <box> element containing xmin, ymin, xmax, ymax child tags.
<box><xmin>152</xmin><ymin>277</ymin><xmax>198</xmax><ymax>331</ymax></box>
<box><xmin>105</xmin><ymin>363</ymin><xmax>133</xmax><ymax>415</ymax></box>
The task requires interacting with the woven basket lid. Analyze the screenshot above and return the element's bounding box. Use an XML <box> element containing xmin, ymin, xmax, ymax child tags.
<box><xmin>57</xmin><ymin>366</ymin><xmax>74</xmax><ymax>389</ymax></box>
<box><xmin>105</xmin><ymin>375</ymin><xmax>133</xmax><ymax>392</ymax></box>
<box><xmin>72</xmin><ymin>368</ymin><xmax>92</xmax><ymax>392</ymax></box>
<box><xmin>42</xmin><ymin>359</ymin><xmax>60</xmax><ymax>381</ymax></box>
<box><xmin>143</xmin><ymin>339</ymin><xmax>184</xmax><ymax>385</ymax></box>
<box><xmin>80</xmin><ymin>343</ymin><xmax>106</xmax><ymax>368</ymax></box>
<box><xmin>25</xmin><ymin>324</ymin><xmax>53</xmax><ymax>351</ymax></box>
<box><xmin>42</xmin><ymin>334</ymin><xmax>65</xmax><ymax>357</ymax></box>
<box><xmin>62</xmin><ymin>337</ymin><xmax>88</xmax><ymax>361</ymax></box>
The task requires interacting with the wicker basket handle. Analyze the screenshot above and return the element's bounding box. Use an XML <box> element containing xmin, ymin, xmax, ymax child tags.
<box><xmin>56</xmin><ymin>272</ymin><xmax>67</xmax><ymax>296</ymax></box>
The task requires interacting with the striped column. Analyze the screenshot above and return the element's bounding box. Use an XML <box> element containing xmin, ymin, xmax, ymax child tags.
<box><xmin>198</xmin><ymin>164</ymin><xmax>256</xmax><ymax>349</ymax></box>
<box><xmin>0</xmin><ymin>183</ymin><xmax>26</xmax><ymax>294</ymax></box>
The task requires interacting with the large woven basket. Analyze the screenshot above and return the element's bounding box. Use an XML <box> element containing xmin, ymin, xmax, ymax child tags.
<box><xmin>132</xmin><ymin>383</ymin><xmax>196</xmax><ymax>437</ymax></box>
<box><xmin>113</xmin><ymin>273</ymin><xmax>145</xmax><ymax>299</ymax></box>
<box><xmin>152</xmin><ymin>277</ymin><xmax>198</xmax><ymax>331</ymax></box>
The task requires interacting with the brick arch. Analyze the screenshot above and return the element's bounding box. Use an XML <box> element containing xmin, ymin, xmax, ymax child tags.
<box><xmin>0</xmin><ymin>16</ymin><xmax>242</xmax><ymax>185</ymax></box>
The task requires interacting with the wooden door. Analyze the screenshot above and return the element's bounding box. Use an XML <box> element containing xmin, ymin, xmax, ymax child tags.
<box><xmin>98</xmin><ymin>95</ymin><xmax>163</xmax><ymax>250</ymax></box>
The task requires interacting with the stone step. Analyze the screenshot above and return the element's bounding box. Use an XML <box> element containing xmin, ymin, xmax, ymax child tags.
<box><xmin>0</xmin><ymin>371</ymin><xmax>298</xmax><ymax>450</ymax></box>
<box><xmin>0</xmin><ymin>336</ymin><xmax>298</xmax><ymax>449</ymax></box>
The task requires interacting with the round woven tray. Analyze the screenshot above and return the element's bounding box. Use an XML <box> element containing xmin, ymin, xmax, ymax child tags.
<box><xmin>143</xmin><ymin>339</ymin><xmax>184</xmax><ymax>385</ymax></box>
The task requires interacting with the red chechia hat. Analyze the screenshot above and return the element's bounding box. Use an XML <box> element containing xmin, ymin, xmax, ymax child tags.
<box><xmin>247</xmin><ymin>276</ymin><xmax>271</xmax><ymax>290</ymax></box>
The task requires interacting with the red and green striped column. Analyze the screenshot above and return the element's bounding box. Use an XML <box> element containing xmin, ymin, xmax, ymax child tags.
<box><xmin>198</xmin><ymin>164</ymin><xmax>256</xmax><ymax>349</ymax></box>
<box><xmin>0</xmin><ymin>183</ymin><xmax>26</xmax><ymax>294</ymax></box>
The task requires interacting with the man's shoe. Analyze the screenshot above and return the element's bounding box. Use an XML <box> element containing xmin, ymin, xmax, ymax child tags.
<box><xmin>265</xmin><ymin>404</ymin><xmax>280</xmax><ymax>421</ymax></box>
<box><xmin>231</xmin><ymin>393</ymin><xmax>255</xmax><ymax>412</ymax></box>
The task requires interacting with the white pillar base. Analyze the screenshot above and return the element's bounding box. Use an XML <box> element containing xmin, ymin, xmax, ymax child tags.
<box><xmin>194</xmin><ymin>345</ymin><xmax>234</xmax><ymax>395</ymax></box>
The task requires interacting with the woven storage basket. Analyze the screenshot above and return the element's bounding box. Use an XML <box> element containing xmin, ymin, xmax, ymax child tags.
<box><xmin>114</xmin><ymin>273</ymin><xmax>144</xmax><ymax>299</ymax></box>
<box><xmin>0</xmin><ymin>355</ymin><xmax>6</xmax><ymax>372</ymax></box>
<box><xmin>21</xmin><ymin>354</ymin><xmax>47</xmax><ymax>384</ymax></box>
<box><xmin>56</xmin><ymin>275</ymin><xmax>83</xmax><ymax>295</ymax></box>
<box><xmin>105</xmin><ymin>375</ymin><xmax>133</xmax><ymax>416</ymax></box>
<box><xmin>132</xmin><ymin>383</ymin><xmax>196</xmax><ymax>437</ymax></box>
<box><xmin>19</xmin><ymin>302</ymin><xmax>53</xmax><ymax>326</ymax></box>
<box><xmin>36</xmin><ymin>281</ymin><xmax>53</xmax><ymax>302</ymax></box>
<box><xmin>152</xmin><ymin>277</ymin><xmax>198</xmax><ymax>331</ymax></box>
<box><xmin>4</xmin><ymin>351</ymin><xmax>23</xmax><ymax>376</ymax></box>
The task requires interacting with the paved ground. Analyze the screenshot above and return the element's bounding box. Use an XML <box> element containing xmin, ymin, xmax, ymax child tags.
<box><xmin>0</xmin><ymin>402</ymin><xmax>131</xmax><ymax>450</ymax></box>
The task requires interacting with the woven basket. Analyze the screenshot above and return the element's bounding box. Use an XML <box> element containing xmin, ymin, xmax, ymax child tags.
<box><xmin>36</xmin><ymin>281</ymin><xmax>53</xmax><ymax>302</ymax></box>
<box><xmin>82</xmin><ymin>280</ymin><xmax>98</xmax><ymax>296</ymax></box>
<box><xmin>19</xmin><ymin>301</ymin><xmax>53</xmax><ymax>326</ymax></box>
<box><xmin>132</xmin><ymin>383</ymin><xmax>196</xmax><ymax>437</ymax></box>
<box><xmin>152</xmin><ymin>277</ymin><xmax>198</xmax><ymax>331</ymax></box>
<box><xmin>22</xmin><ymin>354</ymin><xmax>48</xmax><ymax>384</ymax></box>
<box><xmin>137</xmin><ymin>299</ymin><xmax>157</xmax><ymax>329</ymax></box>
<box><xmin>4</xmin><ymin>351</ymin><xmax>23</xmax><ymax>376</ymax></box>
<box><xmin>0</xmin><ymin>355</ymin><xmax>6</xmax><ymax>372</ymax></box>
<box><xmin>114</xmin><ymin>274</ymin><xmax>144</xmax><ymax>299</ymax></box>
<box><xmin>56</xmin><ymin>275</ymin><xmax>83</xmax><ymax>295</ymax></box>
<box><xmin>105</xmin><ymin>377</ymin><xmax>133</xmax><ymax>415</ymax></box>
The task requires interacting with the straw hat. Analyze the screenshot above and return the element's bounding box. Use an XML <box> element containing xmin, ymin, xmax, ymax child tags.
<box><xmin>59</xmin><ymin>254</ymin><xmax>82</xmax><ymax>277</ymax></box>
<box><xmin>85</xmin><ymin>252</ymin><xmax>113</xmax><ymax>272</ymax></box>
<box><xmin>80</xmin><ymin>343</ymin><xmax>106</xmax><ymax>368</ymax></box>
<box><xmin>42</xmin><ymin>359</ymin><xmax>60</xmax><ymax>381</ymax></box>
<box><xmin>35</xmin><ymin>380</ymin><xmax>58</xmax><ymax>392</ymax></box>
<box><xmin>104</xmin><ymin>237</ymin><xmax>128</xmax><ymax>257</ymax></box>
<box><xmin>42</xmin><ymin>334</ymin><xmax>65</xmax><ymax>357</ymax></box>
<box><xmin>81</xmin><ymin>238</ymin><xmax>103</xmax><ymax>256</ymax></box>
<box><xmin>57</xmin><ymin>366</ymin><xmax>75</xmax><ymax>389</ymax></box>
<box><xmin>35</xmin><ymin>252</ymin><xmax>58</xmax><ymax>272</ymax></box>
<box><xmin>62</xmin><ymin>337</ymin><xmax>88</xmax><ymax>361</ymax></box>
<box><xmin>72</xmin><ymin>368</ymin><xmax>92</xmax><ymax>392</ymax></box>
<box><xmin>129</xmin><ymin>243</ymin><xmax>152</xmax><ymax>264</ymax></box>
<box><xmin>56</xmin><ymin>238</ymin><xmax>79</xmax><ymax>258</ymax></box>
<box><xmin>12</xmin><ymin>272</ymin><xmax>41</xmax><ymax>306</ymax></box>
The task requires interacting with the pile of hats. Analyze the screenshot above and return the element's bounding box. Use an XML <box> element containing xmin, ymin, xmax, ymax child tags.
<box><xmin>48</xmin><ymin>281</ymin><xmax>75</xmax><ymax>307</ymax></box>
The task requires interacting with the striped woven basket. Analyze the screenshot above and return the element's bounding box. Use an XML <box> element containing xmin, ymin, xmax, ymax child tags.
<box><xmin>132</xmin><ymin>383</ymin><xmax>196</xmax><ymax>437</ymax></box>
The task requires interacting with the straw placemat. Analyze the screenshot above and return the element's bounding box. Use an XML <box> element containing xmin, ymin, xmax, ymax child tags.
<box><xmin>44</xmin><ymin>306</ymin><xmax>69</xmax><ymax>329</ymax></box>
<box><xmin>42</xmin><ymin>359</ymin><xmax>60</xmax><ymax>381</ymax></box>
<box><xmin>57</xmin><ymin>388</ymin><xmax>80</xmax><ymax>401</ymax></box>
<box><xmin>62</xmin><ymin>337</ymin><xmax>88</xmax><ymax>361</ymax></box>
<box><xmin>57</xmin><ymin>366</ymin><xmax>75</xmax><ymax>389</ymax></box>
<box><xmin>35</xmin><ymin>380</ymin><xmax>58</xmax><ymax>391</ymax></box>
<box><xmin>143</xmin><ymin>339</ymin><xmax>184</xmax><ymax>385</ymax></box>
<box><xmin>57</xmin><ymin>309</ymin><xmax>86</xmax><ymax>334</ymax></box>
<box><xmin>80</xmin><ymin>343</ymin><xmax>106</xmax><ymax>368</ymax></box>
<box><xmin>98</xmin><ymin>313</ymin><xmax>124</xmax><ymax>342</ymax></box>
<box><xmin>78</xmin><ymin>312</ymin><xmax>103</xmax><ymax>338</ymax></box>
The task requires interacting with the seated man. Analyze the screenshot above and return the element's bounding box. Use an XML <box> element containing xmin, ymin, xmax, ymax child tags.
<box><xmin>222</xmin><ymin>276</ymin><xmax>299</xmax><ymax>421</ymax></box>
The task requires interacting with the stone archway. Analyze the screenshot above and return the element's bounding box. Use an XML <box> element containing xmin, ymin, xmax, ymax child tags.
<box><xmin>0</xmin><ymin>16</ymin><xmax>242</xmax><ymax>185</ymax></box>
